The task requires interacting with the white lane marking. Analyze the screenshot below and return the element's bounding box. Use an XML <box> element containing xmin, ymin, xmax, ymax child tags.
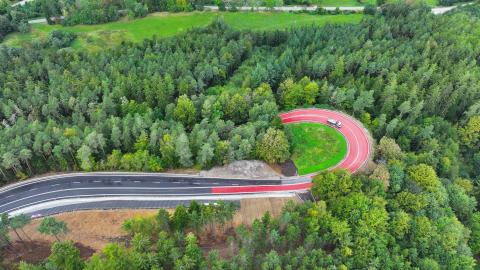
<box><xmin>0</xmin><ymin>181</ymin><xmax>307</xmax><ymax>210</ymax></box>
<box><xmin>0</xmin><ymin>170</ymin><xmax>290</xmax><ymax>195</ymax></box>
<box><xmin>72</xmin><ymin>182</ymin><xmax>81</xmax><ymax>184</ymax></box>
<box><xmin>51</xmin><ymin>184</ymin><xmax>60</xmax><ymax>187</ymax></box>
<box><xmin>133</xmin><ymin>181</ymin><xmax>141</xmax><ymax>183</ymax></box>
<box><xmin>281</xmin><ymin>109</ymin><xmax>370</xmax><ymax>172</ymax></box>
<box><xmin>93</xmin><ymin>180</ymin><xmax>101</xmax><ymax>183</ymax></box>
<box><xmin>0</xmin><ymin>187</ymin><xmax>211</xmax><ymax>209</ymax></box>
<box><xmin>4</xmin><ymin>181</ymin><xmax>311</xmax><ymax>213</ymax></box>
<box><xmin>153</xmin><ymin>181</ymin><xmax>161</xmax><ymax>184</ymax></box>
<box><xmin>30</xmin><ymin>188</ymin><xmax>37</xmax><ymax>191</ymax></box>
<box><xmin>6</xmin><ymin>195</ymin><xmax>14</xmax><ymax>198</ymax></box>
<box><xmin>7</xmin><ymin>193</ymin><xmax>298</xmax><ymax>216</ymax></box>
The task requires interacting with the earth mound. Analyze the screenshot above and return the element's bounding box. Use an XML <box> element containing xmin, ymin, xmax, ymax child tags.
<box><xmin>200</xmin><ymin>160</ymin><xmax>281</xmax><ymax>179</ymax></box>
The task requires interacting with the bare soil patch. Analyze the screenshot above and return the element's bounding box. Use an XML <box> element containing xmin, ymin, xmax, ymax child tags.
<box><xmin>3</xmin><ymin>240</ymin><xmax>94</xmax><ymax>269</ymax></box>
<box><xmin>233</xmin><ymin>197</ymin><xmax>300</xmax><ymax>226</ymax></box>
<box><xmin>9</xmin><ymin>209</ymin><xmax>159</xmax><ymax>251</ymax></box>
<box><xmin>200</xmin><ymin>160</ymin><xmax>281</xmax><ymax>179</ymax></box>
<box><xmin>198</xmin><ymin>197</ymin><xmax>300</xmax><ymax>258</ymax></box>
<box><xmin>5</xmin><ymin>197</ymin><xmax>298</xmax><ymax>264</ymax></box>
<box><xmin>164</xmin><ymin>168</ymin><xmax>200</xmax><ymax>175</ymax></box>
<box><xmin>199</xmin><ymin>227</ymin><xmax>237</xmax><ymax>258</ymax></box>
<box><xmin>280</xmin><ymin>160</ymin><xmax>298</xmax><ymax>177</ymax></box>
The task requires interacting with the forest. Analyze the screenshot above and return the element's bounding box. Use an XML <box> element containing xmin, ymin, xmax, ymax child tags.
<box><xmin>1</xmin><ymin>2</ymin><xmax>480</xmax><ymax>268</ymax></box>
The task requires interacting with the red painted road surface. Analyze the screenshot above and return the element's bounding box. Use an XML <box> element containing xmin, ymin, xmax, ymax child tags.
<box><xmin>280</xmin><ymin>108</ymin><xmax>371</xmax><ymax>174</ymax></box>
<box><xmin>2</xmin><ymin>110</ymin><xmax>369</xmax><ymax>214</ymax></box>
<box><xmin>211</xmin><ymin>182</ymin><xmax>312</xmax><ymax>194</ymax></box>
<box><xmin>212</xmin><ymin>109</ymin><xmax>370</xmax><ymax>194</ymax></box>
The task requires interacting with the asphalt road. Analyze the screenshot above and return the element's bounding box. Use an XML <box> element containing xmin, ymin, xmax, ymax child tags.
<box><xmin>21</xmin><ymin>4</ymin><xmax>463</xmax><ymax>24</ymax></box>
<box><xmin>0</xmin><ymin>172</ymin><xmax>311</xmax><ymax>216</ymax></box>
<box><xmin>280</xmin><ymin>108</ymin><xmax>371</xmax><ymax>174</ymax></box>
<box><xmin>0</xmin><ymin>109</ymin><xmax>369</xmax><ymax>217</ymax></box>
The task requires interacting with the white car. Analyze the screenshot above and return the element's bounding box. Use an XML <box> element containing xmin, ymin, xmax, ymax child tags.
<box><xmin>327</xmin><ymin>119</ymin><xmax>342</xmax><ymax>128</ymax></box>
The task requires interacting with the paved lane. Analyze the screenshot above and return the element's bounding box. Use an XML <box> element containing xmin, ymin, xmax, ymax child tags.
<box><xmin>0</xmin><ymin>172</ymin><xmax>311</xmax><ymax>215</ymax></box>
<box><xmin>280</xmin><ymin>108</ymin><xmax>371</xmax><ymax>174</ymax></box>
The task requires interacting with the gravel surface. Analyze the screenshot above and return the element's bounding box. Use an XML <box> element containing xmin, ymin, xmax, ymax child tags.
<box><xmin>200</xmin><ymin>160</ymin><xmax>281</xmax><ymax>179</ymax></box>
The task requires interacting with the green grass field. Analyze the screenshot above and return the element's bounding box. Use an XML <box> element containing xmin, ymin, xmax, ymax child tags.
<box><xmin>285</xmin><ymin>122</ymin><xmax>347</xmax><ymax>175</ymax></box>
<box><xmin>2</xmin><ymin>12</ymin><xmax>364</xmax><ymax>50</ymax></box>
<box><xmin>312</xmin><ymin>0</ymin><xmax>375</xmax><ymax>6</ymax></box>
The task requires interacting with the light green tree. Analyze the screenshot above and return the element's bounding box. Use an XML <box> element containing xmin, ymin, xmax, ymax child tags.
<box><xmin>256</xmin><ymin>128</ymin><xmax>290</xmax><ymax>164</ymax></box>
<box><xmin>174</xmin><ymin>95</ymin><xmax>196</xmax><ymax>129</ymax></box>
<box><xmin>10</xmin><ymin>214</ymin><xmax>32</xmax><ymax>244</ymax></box>
<box><xmin>47</xmin><ymin>241</ymin><xmax>84</xmax><ymax>270</ymax></box>
<box><xmin>407</xmin><ymin>164</ymin><xmax>440</xmax><ymax>192</ymax></box>
<box><xmin>38</xmin><ymin>217</ymin><xmax>69</xmax><ymax>241</ymax></box>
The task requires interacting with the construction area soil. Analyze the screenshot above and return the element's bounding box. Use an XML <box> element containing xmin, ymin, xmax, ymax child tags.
<box><xmin>200</xmin><ymin>160</ymin><xmax>281</xmax><ymax>179</ymax></box>
<box><xmin>3</xmin><ymin>196</ymin><xmax>299</xmax><ymax>267</ymax></box>
<box><xmin>280</xmin><ymin>160</ymin><xmax>298</xmax><ymax>176</ymax></box>
<box><xmin>3</xmin><ymin>241</ymin><xmax>95</xmax><ymax>268</ymax></box>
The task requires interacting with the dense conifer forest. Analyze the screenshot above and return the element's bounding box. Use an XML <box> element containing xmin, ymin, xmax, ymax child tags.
<box><xmin>1</xmin><ymin>3</ymin><xmax>480</xmax><ymax>269</ymax></box>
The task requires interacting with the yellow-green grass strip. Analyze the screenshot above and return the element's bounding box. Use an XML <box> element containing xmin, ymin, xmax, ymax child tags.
<box><xmin>3</xmin><ymin>12</ymin><xmax>364</xmax><ymax>50</ymax></box>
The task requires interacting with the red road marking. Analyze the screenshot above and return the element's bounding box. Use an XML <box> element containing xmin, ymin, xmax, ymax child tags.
<box><xmin>280</xmin><ymin>109</ymin><xmax>370</xmax><ymax>173</ymax></box>
<box><xmin>209</xmin><ymin>109</ymin><xmax>369</xmax><ymax>194</ymax></box>
<box><xmin>211</xmin><ymin>182</ymin><xmax>312</xmax><ymax>194</ymax></box>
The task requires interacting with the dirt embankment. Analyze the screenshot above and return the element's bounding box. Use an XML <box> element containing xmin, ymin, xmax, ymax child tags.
<box><xmin>4</xmin><ymin>197</ymin><xmax>299</xmax><ymax>267</ymax></box>
<box><xmin>200</xmin><ymin>160</ymin><xmax>282</xmax><ymax>179</ymax></box>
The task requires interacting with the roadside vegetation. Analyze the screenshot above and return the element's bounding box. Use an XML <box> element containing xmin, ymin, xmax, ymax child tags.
<box><xmin>1</xmin><ymin>2</ymin><xmax>480</xmax><ymax>268</ymax></box>
<box><xmin>2</xmin><ymin>12</ymin><xmax>364</xmax><ymax>50</ymax></box>
<box><xmin>9</xmin><ymin>167</ymin><xmax>480</xmax><ymax>269</ymax></box>
<box><xmin>285</xmin><ymin>122</ymin><xmax>347</xmax><ymax>175</ymax></box>
<box><xmin>313</xmin><ymin>0</ymin><xmax>375</xmax><ymax>5</ymax></box>
<box><xmin>2</xmin><ymin>0</ymin><xmax>452</xmax><ymax>44</ymax></box>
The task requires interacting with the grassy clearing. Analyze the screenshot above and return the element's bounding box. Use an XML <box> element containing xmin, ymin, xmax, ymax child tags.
<box><xmin>424</xmin><ymin>0</ymin><xmax>438</xmax><ymax>6</ymax></box>
<box><xmin>2</xmin><ymin>12</ymin><xmax>363</xmax><ymax>50</ymax></box>
<box><xmin>285</xmin><ymin>122</ymin><xmax>347</xmax><ymax>175</ymax></box>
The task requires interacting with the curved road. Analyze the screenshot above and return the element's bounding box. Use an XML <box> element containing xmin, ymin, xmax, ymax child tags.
<box><xmin>1</xmin><ymin>109</ymin><xmax>370</xmax><ymax>217</ymax></box>
<box><xmin>0</xmin><ymin>172</ymin><xmax>311</xmax><ymax>216</ymax></box>
<box><xmin>280</xmin><ymin>108</ymin><xmax>371</xmax><ymax>174</ymax></box>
